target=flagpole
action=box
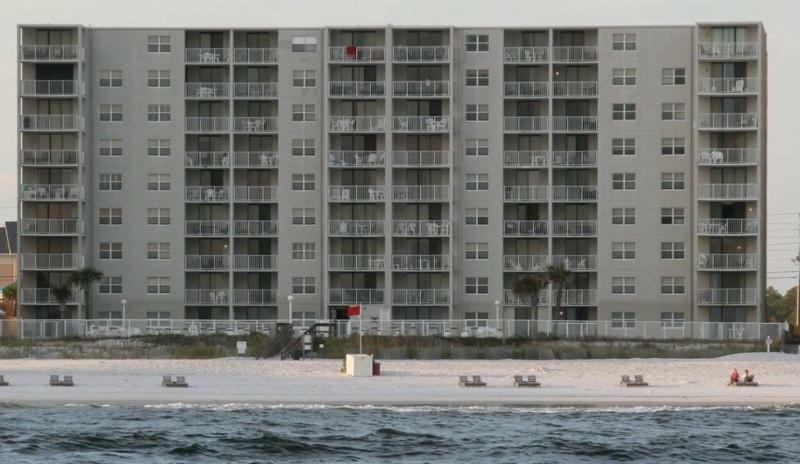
[359,308,363,354]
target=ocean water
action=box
[0,403,797,463]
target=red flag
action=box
[347,304,361,317]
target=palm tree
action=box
[68,267,103,319]
[512,274,549,319]
[51,285,73,319]
[2,283,17,318]
[548,264,573,321]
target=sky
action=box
[3,0,798,290]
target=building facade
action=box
[17,23,767,327]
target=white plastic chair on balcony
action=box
[200,51,219,63]
[221,153,230,167]
[733,79,745,93]
[204,188,216,201]
[368,152,378,165]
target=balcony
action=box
[185,255,229,271]
[20,114,80,131]
[503,150,549,168]
[561,289,597,306]
[329,185,385,202]
[552,116,597,132]
[233,186,278,203]
[392,80,449,97]
[20,253,84,271]
[503,116,548,133]
[552,81,598,98]
[328,150,386,168]
[392,116,449,133]
[697,42,759,60]
[233,255,277,271]
[552,254,597,271]
[697,183,758,201]
[551,220,597,237]
[185,220,230,237]
[185,48,229,64]
[21,184,82,202]
[185,151,229,168]
[551,46,598,62]
[233,151,278,168]
[392,150,450,167]
[329,46,385,63]
[552,150,597,167]
[20,219,83,236]
[696,288,758,306]
[503,220,548,237]
[504,288,549,306]
[697,148,758,166]
[329,116,385,133]
[392,289,450,305]
[504,81,549,98]
[552,185,598,202]
[698,113,758,130]
[185,186,230,202]
[233,289,277,305]
[20,44,79,61]
[503,255,549,272]
[21,288,80,305]
[233,48,278,64]
[393,185,450,202]
[697,218,758,236]
[392,220,450,237]
[698,253,757,271]
[329,288,384,304]
[21,80,78,97]
[329,220,385,237]
[392,254,450,271]
[329,254,386,271]
[232,220,278,237]
[698,77,759,95]
[185,117,229,133]
[185,82,229,99]
[21,149,81,166]
[503,47,548,63]
[233,83,278,99]
[329,81,385,98]
[233,116,278,133]
[503,186,548,202]
[185,289,229,305]
[392,46,449,63]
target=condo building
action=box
[16,23,767,328]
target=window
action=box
[661,207,685,225]
[99,242,122,260]
[146,173,170,191]
[147,104,171,122]
[465,312,489,327]
[611,311,636,328]
[465,243,489,260]
[99,70,122,87]
[147,70,171,88]
[99,104,123,122]
[661,242,685,260]
[98,276,122,294]
[292,139,315,157]
[147,311,170,319]
[661,277,686,295]
[99,138,123,157]
[147,277,171,294]
[465,208,489,225]
[611,277,636,295]
[465,277,489,294]
[612,103,636,120]
[292,242,316,260]
[466,69,489,86]
[99,208,122,225]
[147,242,170,260]
[292,36,317,52]
[612,173,636,191]
[146,207,171,225]
[98,311,122,319]
[466,173,489,191]
[147,139,171,157]
[292,70,316,87]
[465,138,489,157]
[292,208,315,225]
[99,173,122,191]
[661,173,686,190]
[661,103,686,121]
[466,104,489,122]
[292,104,315,122]
[661,312,686,328]
[612,33,637,51]
[147,35,170,53]
[612,68,637,86]
[466,34,489,52]
[611,242,636,260]
[611,138,636,156]
[612,207,635,225]
[291,276,316,294]
[661,138,686,156]
[291,173,315,191]
[661,67,686,85]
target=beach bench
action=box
[0,375,8,386]
[620,375,648,387]
[50,375,74,387]
[458,375,487,387]
[735,380,759,387]
[162,375,189,388]
[513,375,541,388]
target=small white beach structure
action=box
[345,354,373,377]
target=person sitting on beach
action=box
[728,368,740,385]
[743,369,755,383]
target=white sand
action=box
[1,353,798,407]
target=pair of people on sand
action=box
[728,368,755,385]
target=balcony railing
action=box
[503,150,549,168]
[329,220,385,236]
[233,186,277,203]
[21,253,84,270]
[552,81,598,97]
[329,254,386,271]
[233,151,278,168]
[329,81,385,98]
[185,117,229,133]
[329,185,385,202]
[233,255,277,271]
[392,220,450,237]
[233,289,277,305]
[21,80,78,96]
[392,80,450,97]
[503,47,548,63]
[232,220,278,237]
[20,149,80,166]
[21,288,79,305]
[552,116,598,132]
[504,288,549,306]
[185,48,229,64]
[329,288,384,304]
[20,44,79,61]
[698,113,759,129]
[392,150,450,167]
[503,220,548,237]
[20,184,82,201]
[329,116,385,132]
[20,219,82,236]
[233,48,278,64]
[185,82,229,99]
[560,289,597,306]
[552,150,597,167]
[552,185,598,201]
[697,218,758,235]
[504,81,549,97]
[697,183,758,200]
[392,289,450,305]
[503,116,549,132]
[552,46,598,62]
[503,255,549,272]
[697,148,758,165]
[393,185,450,202]
[185,289,229,305]
[698,77,759,94]
[233,116,278,133]
[393,116,449,132]
[185,255,229,271]
[233,82,278,99]
[328,150,386,167]
[552,254,597,271]
[185,186,230,202]
[329,46,386,63]
[698,42,759,59]
[185,220,229,237]
[696,288,758,305]
[392,45,449,62]
[551,220,597,237]
[20,114,80,131]
[392,254,450,271]
[503,186,548,202]
[185,151,229,168]
[698,253,757,271]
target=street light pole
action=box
[120,298,127,335]
[287,294,294,327]
[494,299,501,336]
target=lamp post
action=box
[287,294,294,327]
[494,299,501,336]
[120,298,127,335]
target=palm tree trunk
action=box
[83,287,90,319]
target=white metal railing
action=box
[552,116,598,132]
[233,290,277,305]
[552,150,597,167]
[329,220,385,236]
[185,151,229,168]
[233,255,277,271]
[504,81,549,97]
[329,288,384,304]
[20,253,83,270]
[504,186,549,202]
[503,220,548,237]
[185,289,229,305]
[185,48,229,63]
[233,116,277,133]
[329,81,385,97]
[233,48,278,64]
[20,288,79,305]
[393,45,449,62]
[552,45,598,62]
[233,151,278,168]
[185,82,229,98]
[392,220,450,237]
[393,116,449,132]
[20,184,82,201]
[560,289,598,306]
[21,79,78,96]
[698,253,757,271]
[393,185,450,202]
[392,254,450,271]
[392,80,450,97]
[503,255,549,272]
[185,186,230,202]
[697,183,758,200]
[698,113,759,129]
[329,46,386,62]
[392,150,450,167]
[329,185,385,202]
[328,150,386,167]
[699,77,759,94]
[233,220,278,236]
[392,289,450,305]
[233,186,277,202]
[233,82,278,99]
[20,114,80,131]
[185,220,229,237]
[552,255,598,271]
[503,150,549,167]
[329,254,386,271]
[504,288,549,306]
[551,220,597,236]
[504,116,549,132]
[697,148,758,165]
[20,149,80,166]
[329,116,385,132]
[697,218,758,235]
[185,255,229,271]
[698,42,759,59]
[20,44,79,61]
[503,46,549,63]
[696,288,758,305]
[20,219,82,236]
[552,185,598,201]
[185,117,229,132]
[552,81,598,97]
